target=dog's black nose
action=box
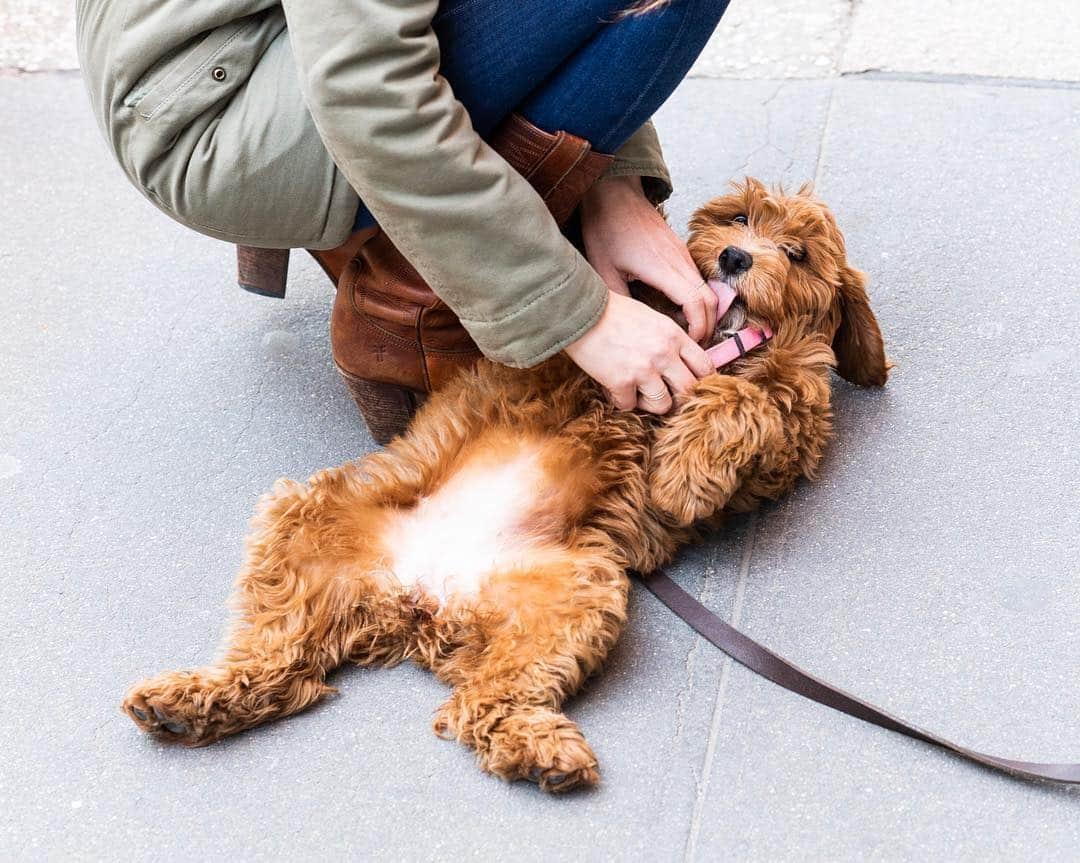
[719,246,753,276]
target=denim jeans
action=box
[354,0,730,230]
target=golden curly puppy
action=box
[123,180,887,793]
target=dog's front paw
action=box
[649,462,716,525]
[649,374,781,525]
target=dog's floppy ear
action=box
[833,266,888,386]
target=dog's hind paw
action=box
[122,671,216,746]
[474,705,599,794]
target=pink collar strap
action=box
[706,324,774,369]
[704,278,773,370]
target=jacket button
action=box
[211,66,227,82]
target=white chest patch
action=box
[383,449,543,603]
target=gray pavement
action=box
[3,28,1080,863]
[17,0,1080,82]
[841,0,1080,82]
[0,0,76,73]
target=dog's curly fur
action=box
[123,180,887,793]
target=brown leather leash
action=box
[636,568,1080,784]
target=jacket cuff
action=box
[460,253,609,368]
[603,120,673,206]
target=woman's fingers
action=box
[679,281,709,343]
[698,278,719,341]
[564,291,717,417]
[641,259,720,344]
[660,358,697,398]
[580,173,719,342]
[636,377,673,415]
[608,380,639,411]
[679,337,716,379]
[635,329,710,415]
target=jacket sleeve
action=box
[604,121,674,207]
[280,0,612,368]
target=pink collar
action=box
[704,279,773,370]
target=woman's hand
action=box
[564,291,714,415]
[564,175,715,414]
[580,174,718,342]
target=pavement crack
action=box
[837,0,864,68]
[185,372,272,526]
[838,68,1080,91]
[231,376,268,452]
[734,81,787,179]
[670,563,714,747]
[94,289,199,444]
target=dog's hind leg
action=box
[122,467,408,745]
[431,547,628,793]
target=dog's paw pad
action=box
[526,766,580,791]
[524,762,598,794]
[161,719,189,735]
[535,762,598,794]
[122,677,202,743]
[148,706,187,735]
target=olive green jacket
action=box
[76,0,673,366]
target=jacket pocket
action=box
[123,9,284,140]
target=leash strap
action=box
[636,569,1080,784]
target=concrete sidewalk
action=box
[3,3,1080,861]
[8,0,1080,81]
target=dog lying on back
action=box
[122,180,887,793]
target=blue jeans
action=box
[354,0,730,230]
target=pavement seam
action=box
[839,68,1080,91]
[682,509,759,863]
[684,71,1080,91]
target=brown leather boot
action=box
[487,114,616,228]
[239,115,615,444]
[330,229,483,443]
[330,115,614,444]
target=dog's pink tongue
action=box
[707,278,738,319]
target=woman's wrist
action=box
[578,168,717,345]
[582,173,646,215]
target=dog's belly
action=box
[382,445,547,604]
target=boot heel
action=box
[338,370,419,445]
[237,246,290,298]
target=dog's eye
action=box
[785,246,805,262]
[732,215,748,225]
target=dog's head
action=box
[686,179,888,386]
